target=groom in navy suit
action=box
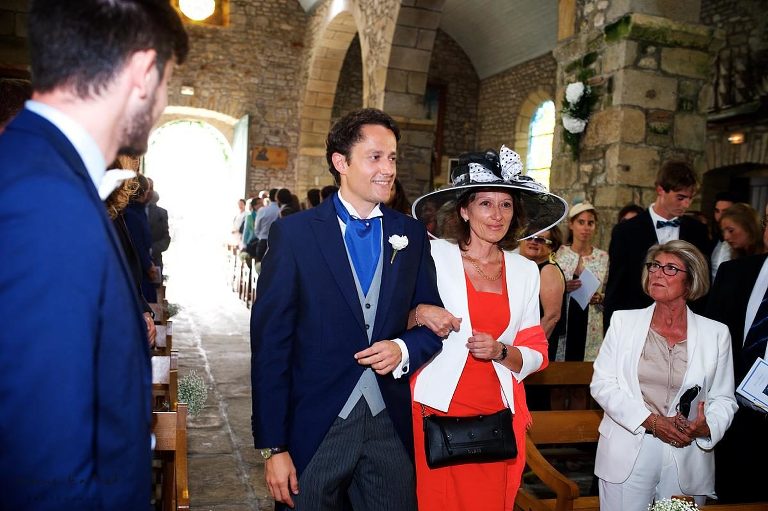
[0,2,187,509]
[251,108,443,510]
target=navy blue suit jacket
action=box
[0,109,152,510]
[250,197,443,475]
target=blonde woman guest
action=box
[590,240,737,510]
[556,202,609,361]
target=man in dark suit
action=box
[603,161,710,329]
[0,2,187,509]
[251,108,444,510]
[705,208,768,503]
[146,179,171,273]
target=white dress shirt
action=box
[335,191,410,378]
[745,257,768,355]
[648,203,681,244]
[25,100,106,191]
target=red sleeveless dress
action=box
[411,265,531,511]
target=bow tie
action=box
[656,219,680,229]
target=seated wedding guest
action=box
[320,184,338,201]
[409,145,568,511]
[590,240,737,510]
[719,202,764,259]
[306,188,321,208]
[556,202,609,361]
[518,226,566,342]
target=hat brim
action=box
[412,182,568,241]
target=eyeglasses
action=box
[529,236,553,246]
[645,262,687,276]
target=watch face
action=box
[260,448,272,460]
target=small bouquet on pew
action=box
[178,370,208,417]
[648,498,699,510]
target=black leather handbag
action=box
[422,406,517,469]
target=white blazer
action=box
[413,239,545,412]
[590,305,738,495]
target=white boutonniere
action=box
[388,235,408,264]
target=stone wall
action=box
[331,36,364,127]
[427,29,479,160]
[169,0,309,197]
[0,1,27,73]
[476,53,557,152]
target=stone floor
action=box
[165,256,272,511]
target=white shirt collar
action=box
[337,191,382,220]
[25,100,106,191]
[649,202,680,243]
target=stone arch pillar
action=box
[514,89,554,167]
[551,1,724,248]
[296,7,360,195]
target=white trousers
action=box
[598,435,706,511]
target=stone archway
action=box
[295,7,361,195]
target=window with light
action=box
[526,100,555,189]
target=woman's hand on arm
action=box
[408,304,462,338]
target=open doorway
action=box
[143,120,237,304]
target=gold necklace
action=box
[462,252,503,281]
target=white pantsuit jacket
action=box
[590,305,738,495]
[413,239,546,413]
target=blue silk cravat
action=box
[333,194,381,296]
[656,218,680,228]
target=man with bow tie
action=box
[603,161,711,329]
[250,108,444,510]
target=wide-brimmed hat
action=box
[412,145,567,240]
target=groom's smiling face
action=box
[334,123,397,216]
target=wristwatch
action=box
[494,343,508,362]
[259,446,288,460]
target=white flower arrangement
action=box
[178,370,208,417]
[565,82,586,104]
[648,498,699,511]
[388,235,408,264]
[561,80,597,159]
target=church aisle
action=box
[165,260,272,511]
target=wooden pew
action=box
[152,350,179,411]
[153,403,190,511]
[516,362,601,511]
[515,362,768,511]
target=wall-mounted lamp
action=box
[727,132,745,145]
[180,85,195,96]
[179,0,215,21]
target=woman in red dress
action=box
[409,146,567,510]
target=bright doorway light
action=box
[144,120,237,303]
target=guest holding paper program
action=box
[409,146,567,511]
[590,240,737,510]
[556,202,609,361]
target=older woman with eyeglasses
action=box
[590,240,737,510]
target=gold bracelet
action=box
[651,414,658,437]
[415,306,424,327]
